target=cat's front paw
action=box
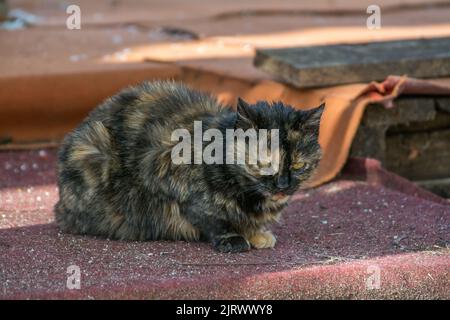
[213,234,251,253]
[248,230,276,249]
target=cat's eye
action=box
[292,161,306,170]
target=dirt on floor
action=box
[0,149,448,299]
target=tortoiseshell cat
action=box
[55,81,324,252]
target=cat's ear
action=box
[293,102,325,135]
[235,97,256,129]
[303,102,325,127]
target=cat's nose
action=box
[276,175,289,190]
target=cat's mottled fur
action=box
[55,81,324,252]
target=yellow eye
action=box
[292,161,306,170]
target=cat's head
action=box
[233,97,324,201]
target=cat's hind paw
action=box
[248,230,276,249]
[213,234,251,253]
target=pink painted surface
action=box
[0,149,449,299]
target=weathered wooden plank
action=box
[350,125,387,162]
[350,97,450,185]
[350,97,437,162]
[436,97,450,113]
[388,110,450,134]
[254,37,450,88]
[361,97,436,127]
[385,129,450,180]
[416,178,450,199]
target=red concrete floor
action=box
[0,148,449,299]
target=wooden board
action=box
[350,96,450,186]
[385,129,450,181]
[254,37,450,88]
[416,178,450,199]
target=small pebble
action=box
[38,150,47,157]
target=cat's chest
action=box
[236,192,288,215]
